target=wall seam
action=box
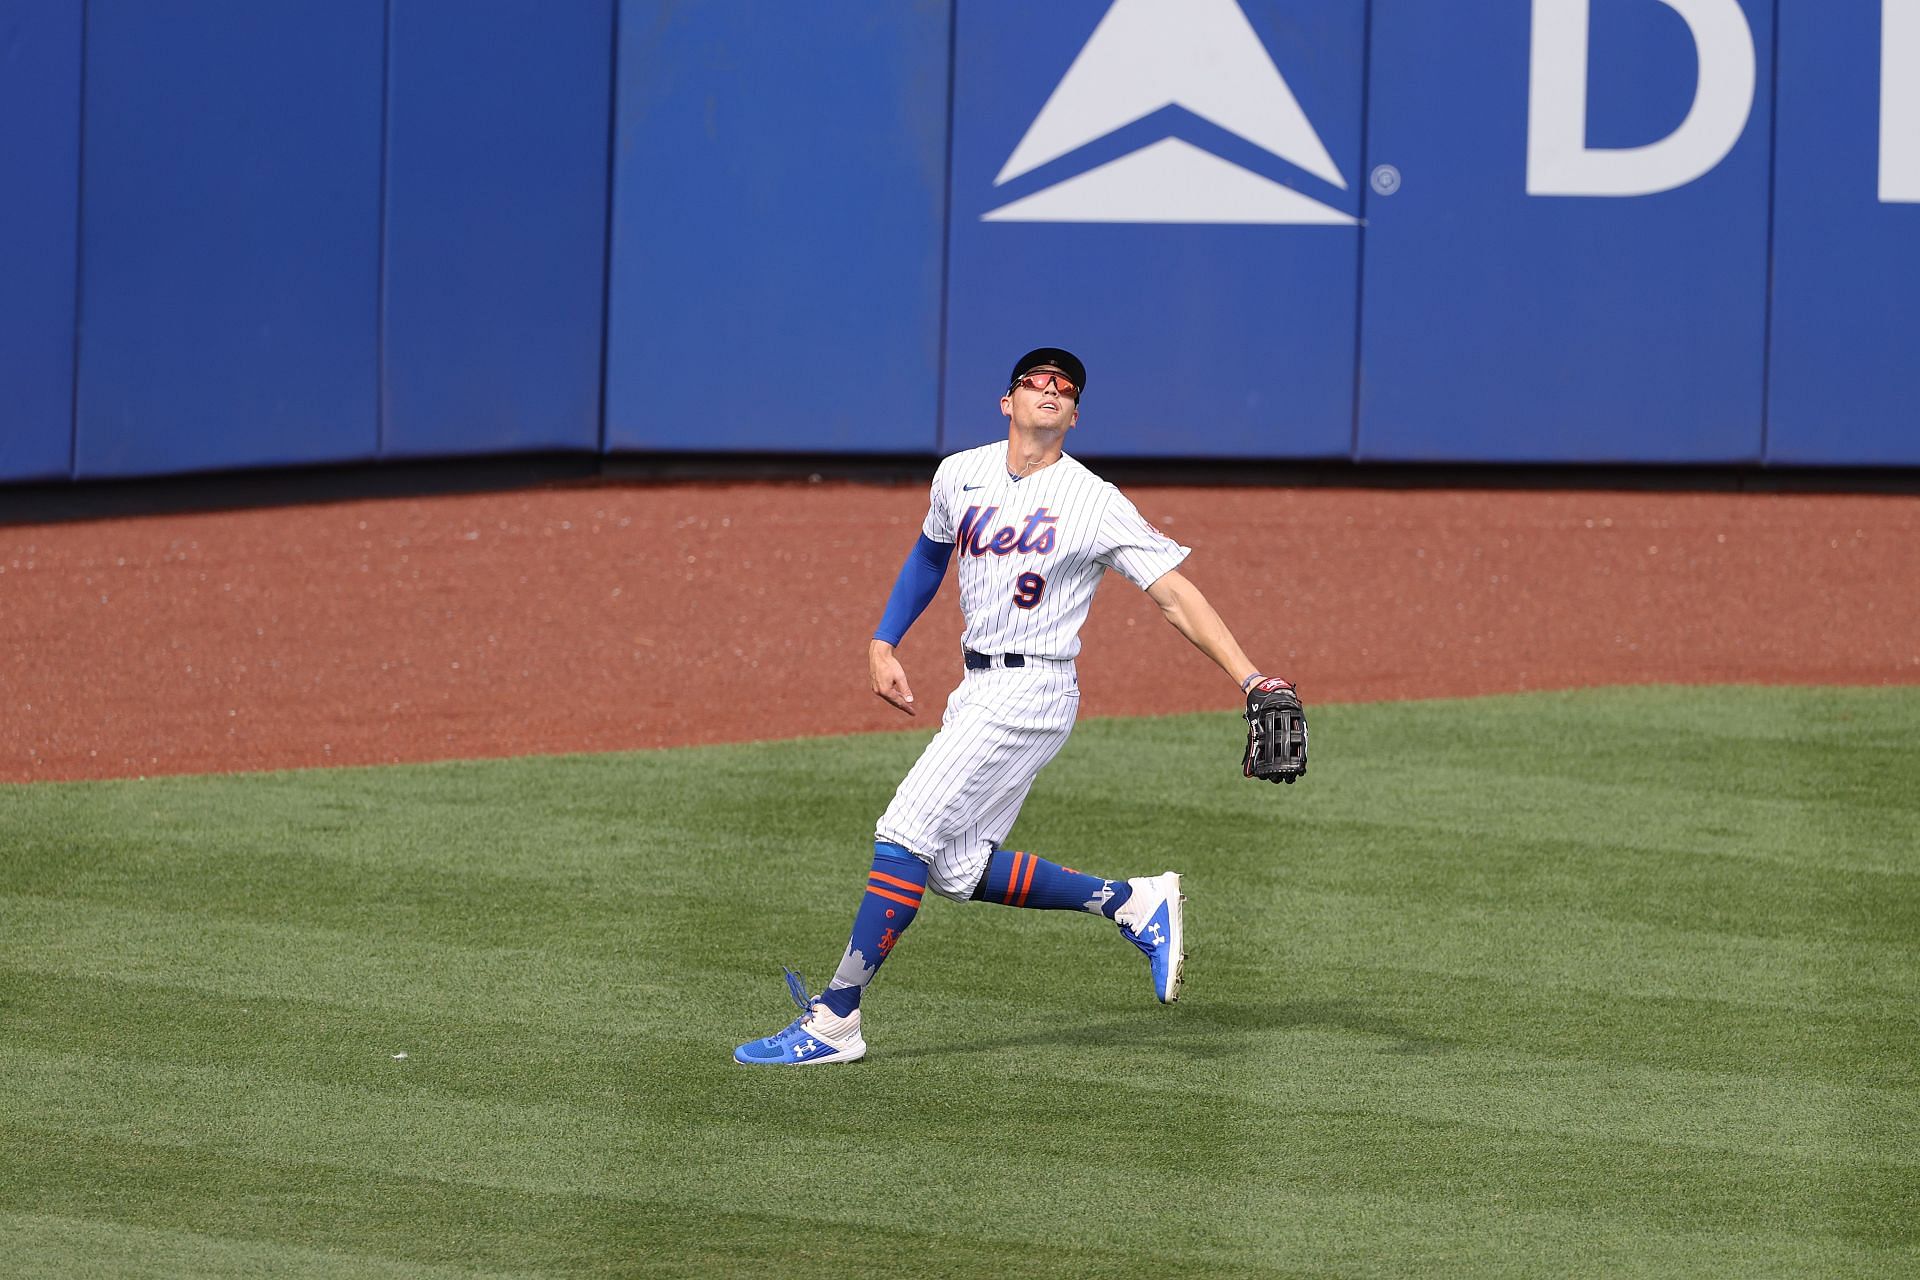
[1347,0,1376,461]
[1758,0,1783,465]
[595,0,622,457]
[68,0,91,479]
[934,0,959,457]
[375,0,393,457]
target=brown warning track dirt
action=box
[4,479,1917,783]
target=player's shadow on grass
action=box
[886,998,1453,1061]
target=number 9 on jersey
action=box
[1013,571,1047,610]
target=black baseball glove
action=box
[1243,677,1308,785]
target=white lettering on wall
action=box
[1528,0,1757,197]
[1885,0,1920,202]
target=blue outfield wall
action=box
[2,1,1918,485]
[1357,0,1773,463]
[1767,0,1920,465]
[74,0,386,480]
[0,0,82,483]
[2,0,617,487]
[381,0,613,460]
[601,1,951,455]
[941,0,1364,460]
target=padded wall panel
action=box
[381,0,613,459]
[603,1,948,454]
[943,0,1365,459]
[74,0,383,479]
[1357,0,1773,462]
[0,0,81,482]
[1766,0,1920,465]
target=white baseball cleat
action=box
[732,969,868,1066]
[1115,871,1185,1003]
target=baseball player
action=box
[734,347,1285,1065]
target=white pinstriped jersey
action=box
[922,443,1190,660]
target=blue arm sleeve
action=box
[873,533,954,645]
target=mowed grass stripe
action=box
[1222,887,1915,1014]
[2,1090,1908,1267]
[1,1120,1907,1279]
[18,781,1916,950]
[3,955,1910,1157]
[1042,692,1919,879]
[2,895,675,1028]
[9,988,1916,1175]
[0,1211,528,1280]
[9,852,1912,1017]
[10,955,1908,1136]
[2,686,1917,1276]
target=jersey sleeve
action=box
[921,456,958,543]
[1095,486,1191,590]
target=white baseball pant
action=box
[875,658,1079,901]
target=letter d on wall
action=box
[1528,0,1756,196]
[1887,0,1920,202]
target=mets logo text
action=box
[957,506,1060,557]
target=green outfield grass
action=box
[3,686,1917,1278]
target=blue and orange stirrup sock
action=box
[974,849,1133,918]
[819,842,926,1016]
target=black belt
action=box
[964,649,1026,670]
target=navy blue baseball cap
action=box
[1009,347,1086,395]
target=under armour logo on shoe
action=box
[796,1038,820,1056]
[1146,922,1165,946]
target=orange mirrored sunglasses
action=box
[1011,371,1079,398]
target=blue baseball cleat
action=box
[1116,872,1186,1003]
[732,968,868,1066]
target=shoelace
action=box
[774,967,826,1049]
[782,966,811,1012]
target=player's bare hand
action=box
[869,640,916,716]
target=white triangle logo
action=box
[985,0,1352,225]
[984,138,1356,224]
